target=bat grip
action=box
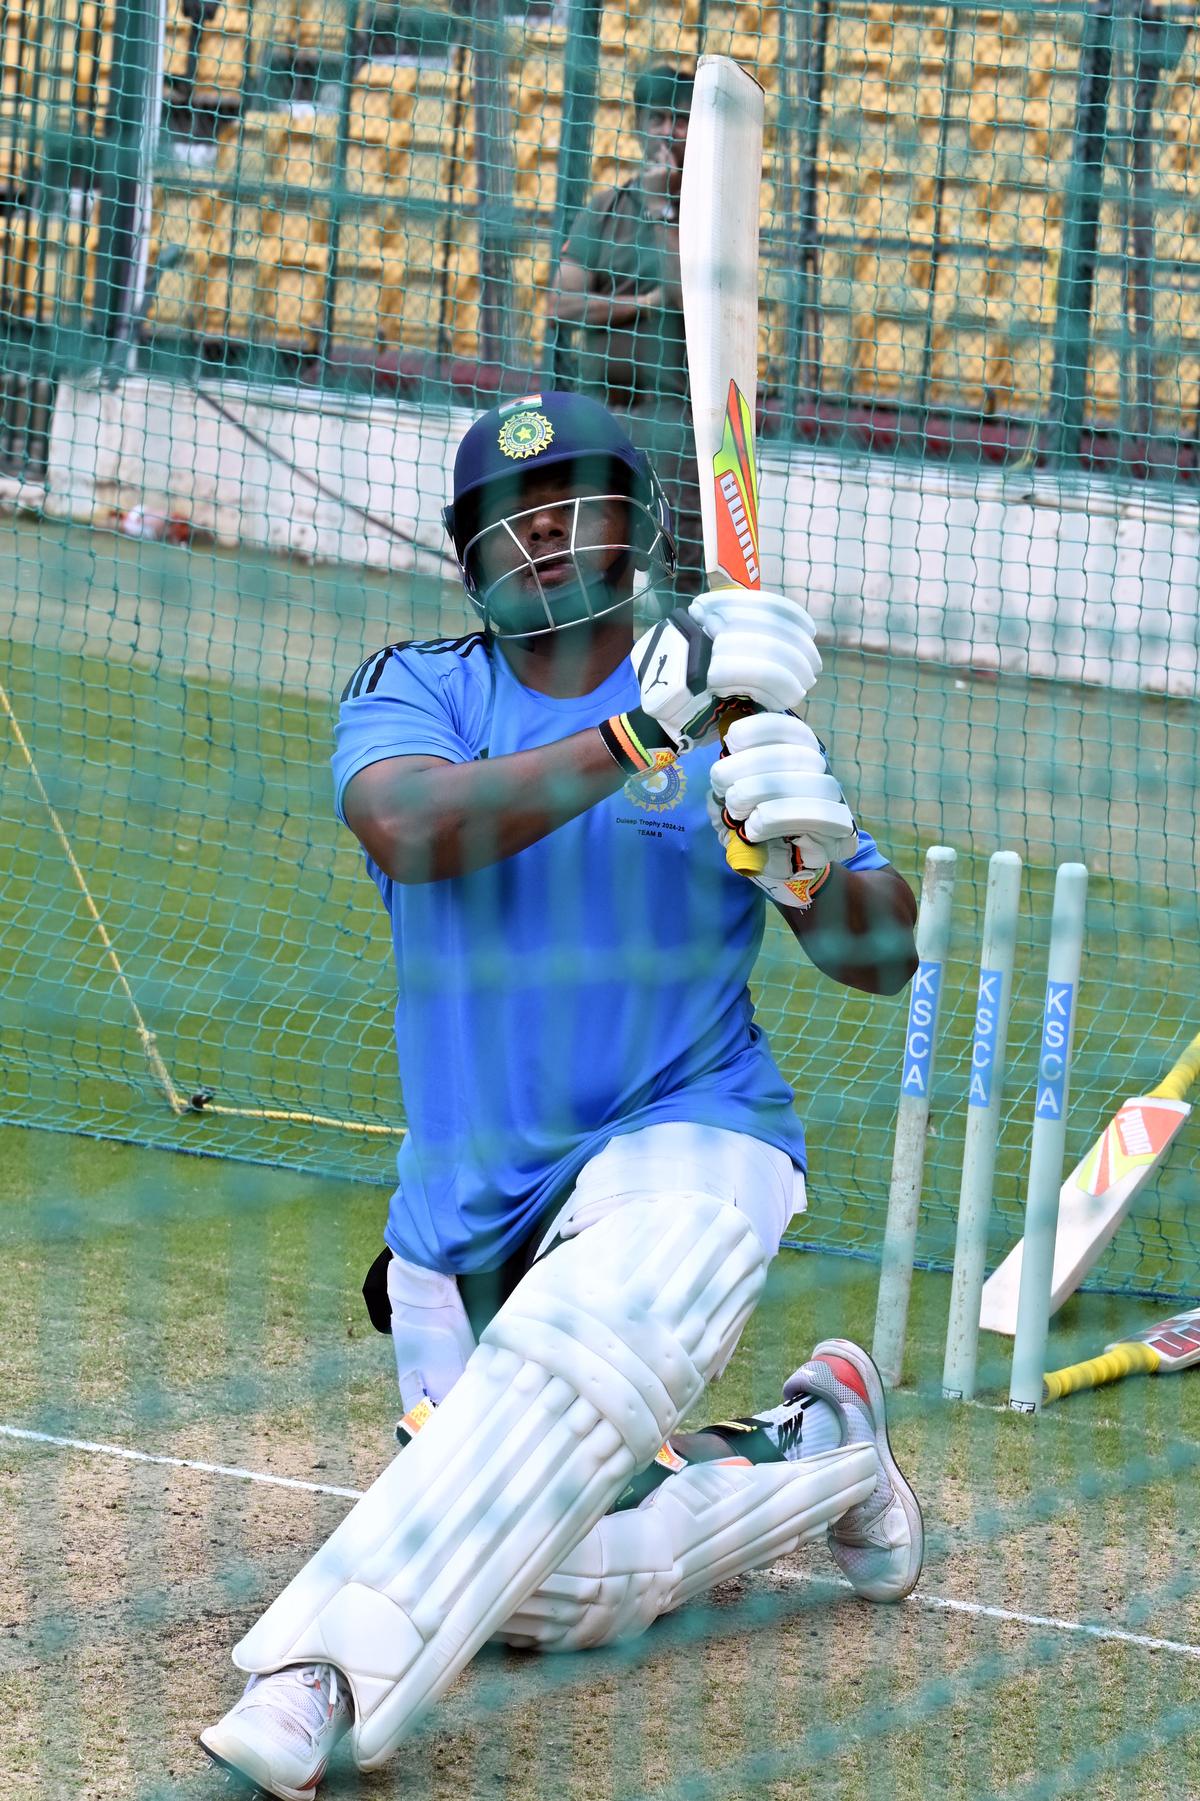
[1042,1340,1160,1403]
[1151,1029,1200,1101]
[717,702,768,876]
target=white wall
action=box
[44,375,1200,699]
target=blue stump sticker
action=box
[901,959,943,1096]
[968,967,1003,1109]
[1035,979,1076,1119]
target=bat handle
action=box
[1042,1340,1160,1403]
[717,702,768,876]
[1151,1029,1200,1101]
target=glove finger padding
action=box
[690,588,819,646]
[743,801,860,866]
[716,713,824,757]
[719,775,849,827]
[692,592,823,710]
[709,742,830,802]
[710,711,861,865]
[705,637,821,710]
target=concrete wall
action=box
[43,374,1200,700]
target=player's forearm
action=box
[361,733,628,883]
[780,864,918,996]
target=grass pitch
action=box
[2,1122,1199,1800]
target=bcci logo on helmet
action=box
[498,411,555,461]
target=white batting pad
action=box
[233,1193,767,1769]
[499,1443,877,1652]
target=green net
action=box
[1,0,1196,1292]
[2,3,1200,1791]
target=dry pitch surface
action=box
[3,1125,1199,1801]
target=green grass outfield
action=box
[1,517,1197,1296]
[2,1121,1199,1800]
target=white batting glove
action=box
[691,588,822,711]
[707,791,832,909]
[629,589,822,751]
[710,711,860,873]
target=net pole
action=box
[314,0,364,383]
[873,845,957,1390]
[1009,862,1089,1414]
[470,0,517,376]
[544,0,601,383]
[93,0,165,377]
[942,850,1022,1402]
[1047,0,1115,466]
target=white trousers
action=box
[388,1123,805,1411]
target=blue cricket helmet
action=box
[443,390,674,572]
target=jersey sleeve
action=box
[333,645,474,825]
[842,824,887,872]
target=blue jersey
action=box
[333,633,888,1275]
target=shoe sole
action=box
[199,1730,325,1801]
[811,1336,925,1602]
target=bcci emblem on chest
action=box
[624,759,687,815]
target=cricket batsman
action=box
[201,391,923,1796]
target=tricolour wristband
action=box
[598,707,676,776]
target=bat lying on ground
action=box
[1043,1304,1200,1402]
[678,53,768,876]
[979,1031,1200,1336]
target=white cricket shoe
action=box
[784,1338,924,1603]
[200,1663,351,1799]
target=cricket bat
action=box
[979,1030,1200,1336]
[1043,1305,1200,1403]
[678,55,768,876]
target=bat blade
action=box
[980,1091,1193,1338]
[1122,1305,1200,1370]
[679,55,765,592]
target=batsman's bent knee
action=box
[231,1194,768,1770]
[499,1445,876,1652]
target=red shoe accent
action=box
[816,1353,870,1406]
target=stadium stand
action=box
[2,0,1200,453]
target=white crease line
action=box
[7,1421,1200,1663]
[770,1570,1200,1661]
[0,1423,362,1499]
[903,1390,1200,1455]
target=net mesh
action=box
[1,0,1195,1296]
[3,2,1200,1795]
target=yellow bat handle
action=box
[1042,1340,1161,1403]
[1151,1029,1200,1102]
[717,704,768,876]
[726,836,768,876]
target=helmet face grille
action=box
[460,491,675,639]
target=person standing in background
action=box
[550,64,706,596]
